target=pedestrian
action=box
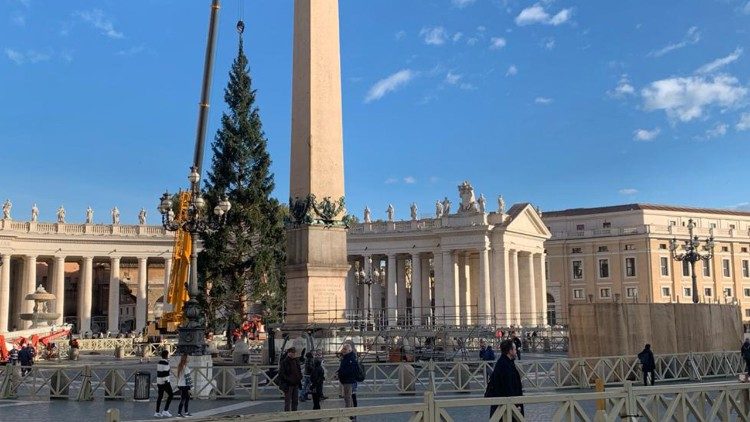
[511,332,522,360]
[310,355,325,410]
[741,338,750,379]
[279,347,302,412]
[175,353,192,417]
[485,339,524,419]
[479,339,496,383]
[18,342,34,376]
[337,343,359,417]
[8,347,18,366]
[638,344,656,386]
[300,351,313,402]
[154,350,174,418]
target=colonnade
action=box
[346,248,548,328]
[0,253,171,334]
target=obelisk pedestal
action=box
[285,0,348,325]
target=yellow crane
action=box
[160,191,192,330]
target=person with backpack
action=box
[154,350,174,418]
[175,353,192,417]
[485,339,523,419]
[337,343,360,415]
[279,347,302,412]
[741,338,750,378]
[310,355,325,410]
[638,344,656,386]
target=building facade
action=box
[345,183,551,328]
[0,216,174,334]
[543,204,750,325]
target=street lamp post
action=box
[670,218,714,304]
[353,257,384,329]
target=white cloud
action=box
[737,112,750,131]
[445,72,462,85]
[452,0,476,8]
[452,32,463,43]
[608,74,635,98]
[506,65,518,76]
[695,47,743,75]
[403,176,416,184]
[394,30,406,41]
[542,37,556,50]
[384,178,398,185]
[74,9,123,39]
[633,127,661,141]
[466,37,479,46]
[704,122,728,139]
[648,26,700,58]
[641,75,747,122]
[477,25,486,32]
[365,69,414,103]
[419,26,448,45]
[619,188,639,195]
[535,97,553,105]
[515,3,572,26]
[489,37,507,50]
[4,48,50,65]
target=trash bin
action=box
[133,371,151,402]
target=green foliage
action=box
[198,38,286,331]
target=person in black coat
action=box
[310,357,325,410]
[638,344,656,386]
[511,332,522,360]
[485,339,524,419]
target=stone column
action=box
[396,257,407,323]
[479,248,491,325]
[534,253,547,326]
[53,256,65,325]
[411,253,422,325]
[0,254,11,332]
[136,257,148,332]
[441,250,457,325]
[458,252,471,325]
[510,250,521,325]
[492,248,511,326]
[108,257,121,333]
[525,252,538,326]
[79,257,93,334]
[387,254,397,325]
[432,251,443,320]
[22,255,37,328]
[421,257,432,323]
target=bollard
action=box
[593,377,606,422]
[105,408,121,422]
[250,366,259,401]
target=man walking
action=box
[741,338,750,379]
[485,339,524,419]
[18,342,35,376]
[279,347,302,411]
[638,344,656,386]
[337,343,358,414]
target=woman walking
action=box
[176,353,192,417]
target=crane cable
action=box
[236,0,245,36]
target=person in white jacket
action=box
[176,353,192,417]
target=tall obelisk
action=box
[286,0,348,324]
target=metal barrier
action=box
[53,338,177,358]
[104,381,750,421]
[6,351,748,402]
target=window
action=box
[576,224,585,231]
[625,257,636,277]
[724,287,733,297]
[662,287,671,297]
[705,288,713,297]
[742,247,748,253]
[600,288,611,299]
[745,309,750,318]
[626,287,638,298]
[573,289,584,299]
[710,223,717,229]
[721,246,729,252]
[598,246,609,252]
[669,220,677,226]
[572,260,583,279]
[603,222,611,229]
[743,260,749,278]
[744,288,750,297]
[571,247,582,254]
[730,224,736,230]
[659,243,668,250]
[624,244,634,251]
[660,257,670,276]
[682,260,691,277]
[599,259,610,278]
[723,259,731,277]
[703,260,711,277]
[684,287,692,297]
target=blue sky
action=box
[2,0,750,224]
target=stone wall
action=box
[568,303,743,357]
